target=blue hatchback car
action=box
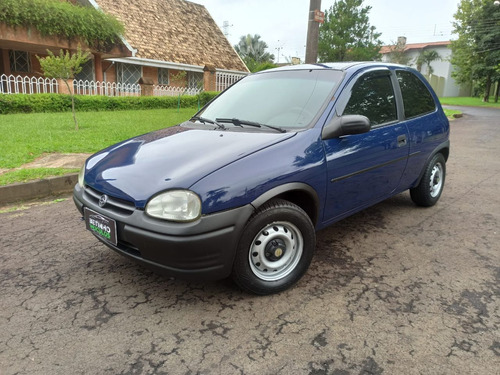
[74,62,450,295]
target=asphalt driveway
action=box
[1,106,499,374]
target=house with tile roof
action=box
[0,0,132,94]
[76,0,249,92]
[1,0,248,95]
[380,37,470,97]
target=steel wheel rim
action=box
[248,221,303,281]
[429,162,444,198]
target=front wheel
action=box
[231,199,316,295]
[410,153,446,207]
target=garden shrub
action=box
[0,92,219,114]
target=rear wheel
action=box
[232,199,316,295]
[410,153,446,207]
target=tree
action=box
[234,34,275,72]
[244,60,278,73]
[318,0,382,62]
[451,0,500,102]
[37,47,90,130]
[416,50,441,75]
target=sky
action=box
[190,0,462,63]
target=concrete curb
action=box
[0,174,78,205]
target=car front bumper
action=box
[73,184,254,280]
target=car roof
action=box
[259,61,407,73]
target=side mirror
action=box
[321,114,371,140]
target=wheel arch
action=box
[413,140,449,187]
[250,183,320,226]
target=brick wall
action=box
[103,62,116,83]
[30,53,44,77]
[142,66,157,83]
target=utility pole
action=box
[305,0,323,64]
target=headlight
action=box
[78,164,85,188]
[146,190,201,222]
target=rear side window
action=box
[396,70,436,119]
[342,72,397,126]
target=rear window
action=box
[396,70,436,119]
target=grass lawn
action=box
[0,168,80,186]
[440,97,500,108]
[443,108,462,118]
[0,108,196,169]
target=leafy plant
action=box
[416,50,441,75]
[0,0,124,51]
[318,0,382,62]
[234,34,275,70]
[37,47,91,130]
[451,0,500,102]
[243,59,278,73]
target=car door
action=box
[322,69,409,223]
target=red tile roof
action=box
[380,41,451,54]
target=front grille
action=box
[84,185,136,216]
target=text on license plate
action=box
[84,207,117,246]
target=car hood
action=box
[84,125,295,207]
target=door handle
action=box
[397,135,407,147]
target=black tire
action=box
[410,153,446,207]
[231,199,316,295]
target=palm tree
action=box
[234,34,275,63]
[416,50,441,75]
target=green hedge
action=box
[0,92,219,114]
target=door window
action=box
[342,72,397,126]
[396,70,436,118]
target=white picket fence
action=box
[216,71,247,92]
[0,74,59,94]
[73,79,141,96]
[153,85,202,96]
[1,72,249,96]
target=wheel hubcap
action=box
[429,162,443,198]
[249,222,303,281]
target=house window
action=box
[188,71,203,89]
[116,63,142,85]
[75,59,95,82]
[9,50,31,73]
[158,68,169,85]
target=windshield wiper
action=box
[191,116,226,130]
[216,118,286,133]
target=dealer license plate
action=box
[84,207,117,246]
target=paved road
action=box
[1,107,499,375]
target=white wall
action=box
[382,45,464,97]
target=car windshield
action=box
[198,69,342,130]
